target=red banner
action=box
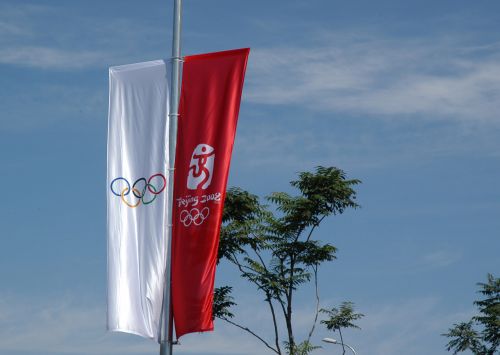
[171,48,250,338]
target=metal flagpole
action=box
[160,0,183,354]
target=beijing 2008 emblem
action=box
[178,143,218,228]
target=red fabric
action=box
[171,48,250,338]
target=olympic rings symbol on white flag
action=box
[110,173,166,208]
[180,207,210,227]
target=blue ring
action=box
[110,177,130,197]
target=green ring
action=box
[142,183,158,205]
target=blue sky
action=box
[0,0,499,354]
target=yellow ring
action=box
[121,187,141,208]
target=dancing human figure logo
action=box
[187,144,215,190]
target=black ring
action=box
[132,178,147,198]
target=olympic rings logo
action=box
[110,173,166,208]
[180,207,210,227]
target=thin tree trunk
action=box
[339,327,346,355]
[306,265,320,344]
[285,292,294,354]
[266,295,282,355]
[251,247,283,355]
[287,257,295,354]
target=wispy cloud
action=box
[0,3,53,40]
[0,19,31,37]
[0,46,108,69]
[229,33,500,171]
[0,83,107,132]
[0,3,167,70]
[0,296,267,355]
[247,34,500,123]
[0,294,477,355]
[421,250,462,268]
[353,297,469,355]
[0,298,153,355]
[231,115,500,173]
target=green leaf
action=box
[213,286,237,320]
[320,302,364,331]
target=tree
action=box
[320,302,364,355]
[443,274,499,355]
[213,166,361,355]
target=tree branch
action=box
[251,247,282,354]
[307,264,320,344]
[265,294,282,355]
[252,245,268,273]
[219,316,279,354]
[278,258,289,319]
[252,245,287,311]
[229,253,262,287]
[230,252,282,354]
[305,215,326,243]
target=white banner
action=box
[107,60,169,339]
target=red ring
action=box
[148,173,166,195]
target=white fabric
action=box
[107,60,169,340]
